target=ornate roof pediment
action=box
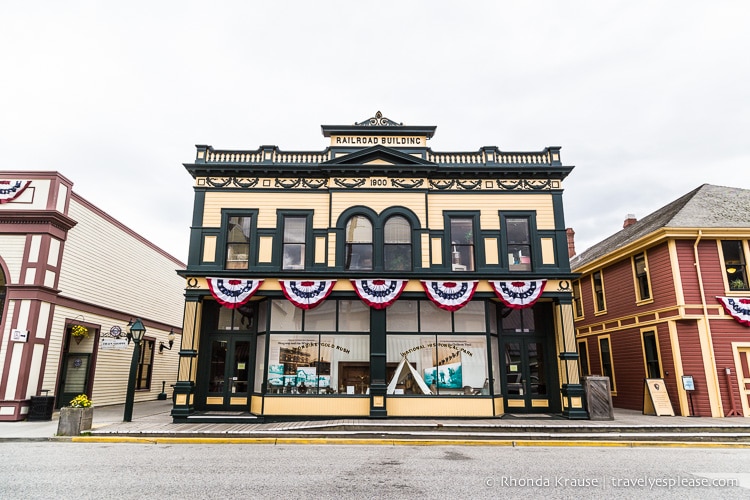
[321,145,436,168]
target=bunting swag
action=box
[491,280,547,309]
[281,280,336,309]
[421,280,478,312]
[206,278,263,309]
[351,279,407,309]
[0,180,30,204]
[717,296,750,327]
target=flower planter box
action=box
[57,407,94,436]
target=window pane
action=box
[386,335,435,394]
[283,244,305,270]
[436,335,488,393]
[578,341,589,377]
[385,216,411,243]
[387,300,419,331]
[284,217,306,243]
[346,216,372,243]
[338,300,370,331]
[254,334,266,392]
[304,300,336,331]
[384,244,411,271]
[346,243,373,270]
[453,301,485,332]
[228,216,252,242]
[722,240,748,290]
[419,301,452,332]
[507,218,530,244]
[450,218,474,271]
[450,218,474,244]
[270,300,303,331]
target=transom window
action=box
[449,217,475,271]
[721,240,749,291]
[282,216,307,270]
[225,216,252,270]
[345,216,373,270]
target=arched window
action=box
[345,216,373,270]
[384,216,412,271]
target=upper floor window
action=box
[592,271,606,312]
[345,216,373,270]
[633,252,651,301]
[384,216,412,271]
[572,280,583,318]
[226,216,252,270]
[449,217,475,271]
[721,240,749,291]
[282,216,307,270]
[507,217,532,271]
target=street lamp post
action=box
[124,318,146,422]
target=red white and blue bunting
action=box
[490,280,547,309]
[717,296,750,327]
[0,180,31,204]
[280,280,336,309]
[421,280,478,312]
[351,279,408,309]
[206,278,263,309]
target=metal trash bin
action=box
[27,390,55,421]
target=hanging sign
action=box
[280,280,336,309]
[716,296,750,326]
[351,279,407,309]
[490,280,547,309]
[643,378,675,416]
[206,278,263,309]
[421,280,478,311]
[0,180,31,204]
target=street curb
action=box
[67,436,750,448]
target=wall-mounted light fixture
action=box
[159,329,176,354]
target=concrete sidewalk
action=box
[3,399,750,444]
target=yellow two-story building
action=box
[171,112,586,421]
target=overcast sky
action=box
[2,2,748,264]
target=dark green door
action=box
[200,335,252,410]
[502,337,550,413]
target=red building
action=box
[571,184,750,417]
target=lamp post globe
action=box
[123,318,146,422]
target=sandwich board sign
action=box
[643,378,675,416]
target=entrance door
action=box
[199,335,252,410]
[502,337,550,412]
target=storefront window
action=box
[254,334,266,392]
[270,300,302,331]
[386,300,418,332]
[386,334,489,395]
[419,301,452,332]
[304,301,336,331]
[337,300,370,332]
[217,302,254,331]
[454,301,485,332]
[266,334,369,394]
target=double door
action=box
[199,334,253,410]
[502,336,553,412]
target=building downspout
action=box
[693,231,723,417]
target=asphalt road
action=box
[2,443,750,499]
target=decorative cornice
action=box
[0,210,77,232]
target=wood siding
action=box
[0,235,27,283]
[426,193,555,230]
[57,199,185,327]
[203,191,329,228]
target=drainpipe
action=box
[693,231,723,417]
